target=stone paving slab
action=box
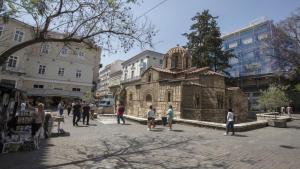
[0,113,300,169]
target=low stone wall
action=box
[121,115,268,132]
[256,112,292,122]
[96,107,114,114]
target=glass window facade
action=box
[223,21,277,77]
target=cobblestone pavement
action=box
[1,114,300,169]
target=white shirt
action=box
[227,111,234,122]
[21,103,26,111]
[147,110,155,118]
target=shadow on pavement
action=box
[171,129,184,132]
[280,145,298,149]
[51,132,71,138]
[232,134,248,137]
[37,135,215,169]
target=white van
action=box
[98,98,114,107]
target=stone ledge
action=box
[174,119,268,132]
[119,114,269,132]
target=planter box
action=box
[267,119,287,128]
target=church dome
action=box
[163,45,192,71]
[167,45,189,56]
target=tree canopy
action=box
[0,0,155,65]
[183,10,234,73]
[258,84,290,112]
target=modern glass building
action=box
[222,19,277,77]
[222,19,280,115]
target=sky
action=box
[101,0,300,68]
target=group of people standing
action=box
[57,101,96,126]
[146,105,174,131]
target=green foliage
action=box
[183,10,235,73]
[82,91,94,103]
[294,83,300,92]
[258,84,290,112]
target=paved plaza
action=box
[1,114,300,169]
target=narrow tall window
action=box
[76,69,82,78]
[165,57,168,68]
[148,73,151,82]
[167,91,172,102]
[61,47,68,55]
[0,25,3,37]
[58,68,64,76]
[76,48,85,59]
[41,44,49,54]
[185,57,189,69]
[7,56,18,68]
[131,70,134,78]
[14,30,24,42]
[38,65,46,75]
[146,94,152,102]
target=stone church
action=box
[120,46,248,123]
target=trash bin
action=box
[161,117,167,126]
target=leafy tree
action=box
[0,0,155,65]
[183,10,234,73]
[258,84,290,112]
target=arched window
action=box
[172,55,179,68]
[146,94,152,102]
[148,73,151,82]
[167,91,172,102]
[129,93,133,101]
[186,57,189,69]
[165,57,168,68]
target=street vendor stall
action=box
[0,84,53,153]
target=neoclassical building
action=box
[121,46,248,123]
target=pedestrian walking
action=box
[67,104,72,116]
[89,102,96,120]
[116,102,125,124]
[287,105,293,117]
[58,101,64,116]
[225,109,235,136]
[280,106,285,116]
[166,105,174,130]
[20,101,26,115]
[73,101,81,126]
[32,103,45,149]
[147,105,156,131]
[82,102,90,125]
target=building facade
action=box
[222,19,276,77]
[118,46,248,123]
[222,19,280,115]
[121,50,164,84]
[0,18,101,107]
[97,60,123,97]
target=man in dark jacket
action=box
[82,102,90,125]
[73,101,81,126]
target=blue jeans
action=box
[226,121,235,135]
[117,115,125,124]
[59,109,64,116]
